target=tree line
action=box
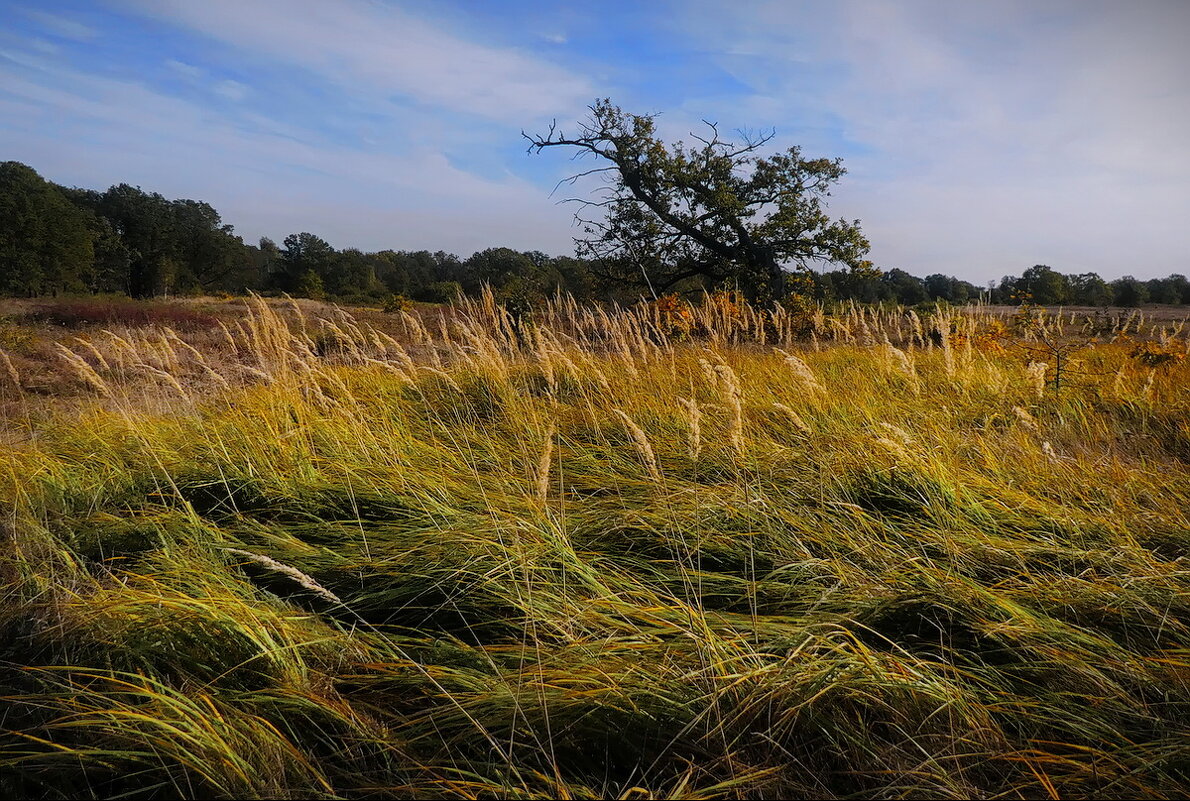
[798,264,1190,307]
[2,160,1187,307]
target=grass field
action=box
[2,293,1189,799]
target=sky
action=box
[1,1,1188,283]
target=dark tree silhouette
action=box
[526,99,873,301]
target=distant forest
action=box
[3,160,1189,307]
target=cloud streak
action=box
[20,9,98,41]
[114,0,594,123]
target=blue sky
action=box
[1,0,1188,282]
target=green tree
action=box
[1166,274,1190,304]
[551,254,599,299]
[405,251,442,296]
[830,267,889,304]
[526,99,872,301]
[421,280,463,303]
[993,275,1019,304]
[923,273,973,303]
[0,162,94,296]
[278,232,335,292]
[253,237,281,291]
[98,184,177,297]
[327,248,384,298]
[880,268,926,305]
[372,250,410,295]
[1069,272,1112,306]
[1145,276,1188,305]
[463,247,538,291]
[1018,264,1071,305]
[1110,275,1148,307]
[170,199,251,293]
[293,269,325,300]
[85,216,132,294]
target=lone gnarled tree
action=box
[526,99,874,301]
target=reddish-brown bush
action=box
[28,299,219,330]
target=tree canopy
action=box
[1,159,1188,309]
[526,99,873,300]
[0,161,94,296]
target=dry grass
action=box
[1,291,1189,799]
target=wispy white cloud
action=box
[213,79,248,102]
[164,60,250,104]
[114,0,593,123]
[27,38,60,55]
[165,58,204,79]
[21,9,98,41]
[0,46,54,71]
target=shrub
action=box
[382,294,413,314]
[1131,340,1187,368]
[293,271,325,301]
[652,293,693,338]
[779,292,819,339]
[416,281,463,304]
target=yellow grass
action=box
[1,291,1188,799]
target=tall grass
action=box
[1,292,1189,798]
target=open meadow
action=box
[1,294,1189,799]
